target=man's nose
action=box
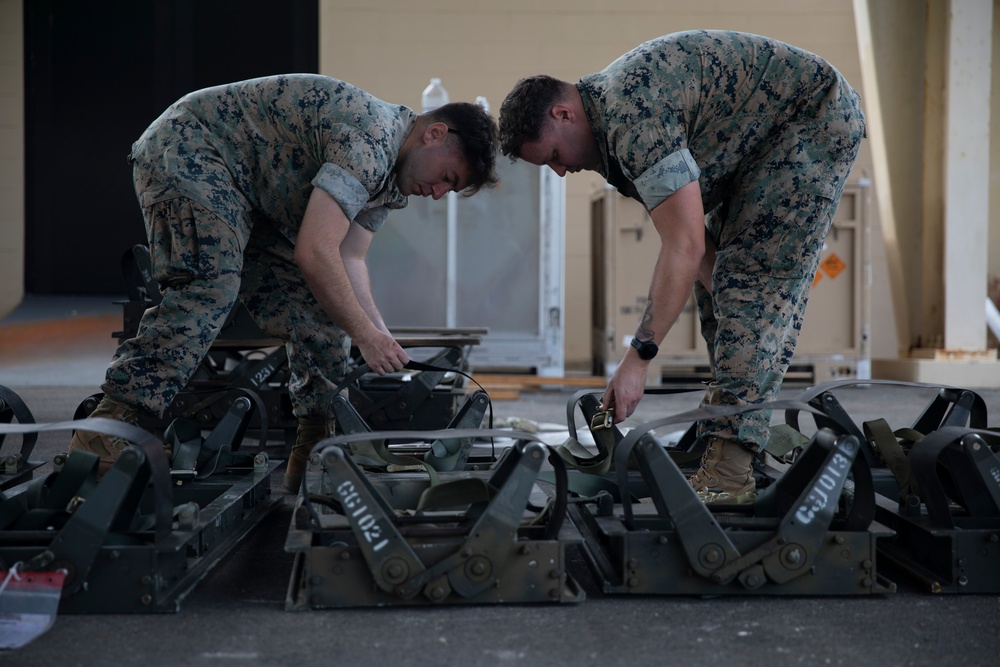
[431,183,449,199]
[547,162,567,177]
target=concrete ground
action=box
[2,296,999,667]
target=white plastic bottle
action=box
[421,77,449,113]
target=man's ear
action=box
[550,103,573,122]
[424,121,449,145]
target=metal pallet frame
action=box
[871,426,1000,593]
[0,405,281,613]
[284,428,585,608]
[563,397,896,596]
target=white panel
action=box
[368,160,565,375]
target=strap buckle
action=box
[590,409,614,431]
[66,495,86,514]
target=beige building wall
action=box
[1,3,994,371]
[0,0,24,320]
[318,0,877,370]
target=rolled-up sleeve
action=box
[632,149,701,210]
[311,162,370,222]
[354,206,389,233]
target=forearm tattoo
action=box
[634,297,654,341]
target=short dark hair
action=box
[424,102,499,194]
[498,75,567,158]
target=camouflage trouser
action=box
[104,171,351,419]
[693,111,866,451]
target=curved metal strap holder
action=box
[318,446,426,598]
[0,418,172,592]
[556,392,621,475]
[424,390,491,471]
[0,384,38,465]
[564,388,602,443]
[631,431,741,582]
[788,378,990,436]
[329,395,389,469]
[760,431,861,584]
[908,426,1000,528]
[0,418,171,538]
[447,440,548,598]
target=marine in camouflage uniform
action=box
[499,31,866,499]
[70,74,498,488]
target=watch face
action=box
[631,338,658,360]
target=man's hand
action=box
[355,329,409,375]
[602,355,648,423]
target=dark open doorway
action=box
[23,0,319,294]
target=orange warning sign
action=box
[813,271,823,287]
[819,252,846,280]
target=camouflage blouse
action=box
[577,30,863,211]
[129,74,415,238]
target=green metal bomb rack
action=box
[0,398,281,613]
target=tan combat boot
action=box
[687,437,756,503]
[68,395,142,476]
[282,416,335,493]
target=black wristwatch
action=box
[630,337,659,361]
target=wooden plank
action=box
[473,387,522,401]
[394,334,483,347]
[390,326,489,336]
[470,374,606,388]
